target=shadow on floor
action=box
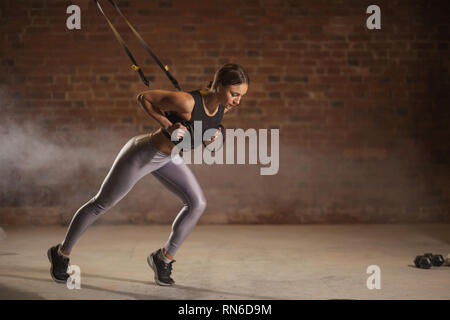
[0,273,163,300]
[0,266,279,300]
[0,282,43,300]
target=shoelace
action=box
[56,255,70,275]
[61,258,69,272]
[162,260,175,273]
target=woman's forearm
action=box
[137,95,172,130]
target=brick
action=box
[0,0,448,225]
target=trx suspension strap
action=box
[94,0,225,151]
[93,0,191,144]
[93,0,182,91]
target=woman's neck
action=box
[201,90,220,115]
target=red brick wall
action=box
[0,0,449,225]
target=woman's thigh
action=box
[94,135,172,209]
[151,156,206,206]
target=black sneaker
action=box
[147,248,176,286]
[47,244,70,283]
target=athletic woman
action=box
[47,63,249,286]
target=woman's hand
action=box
[166,123,188,140]
[210,129,222,142]
[203,127,224,149]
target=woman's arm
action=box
[136,90,193,130]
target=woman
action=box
[47,63,249,286]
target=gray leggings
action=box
[61,133,206,256]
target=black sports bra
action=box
[162,90,225,150]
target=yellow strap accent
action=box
[165,65,169,71]
[132,64,139,71]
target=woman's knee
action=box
[90,195,113,215]
[192,195,207,216]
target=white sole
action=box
[147,254,174,286]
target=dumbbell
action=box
[425,253,445,266]
[414,255,431,269]
[414,253,444,269]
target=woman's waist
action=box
[148,128,176,156]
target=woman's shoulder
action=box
[183,90,203,109]
[165,90,195,114]
[186,89,202,99]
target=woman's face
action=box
[218,83,248,112]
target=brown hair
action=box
[207,63,250,92]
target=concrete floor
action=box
[0,224,449,300]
